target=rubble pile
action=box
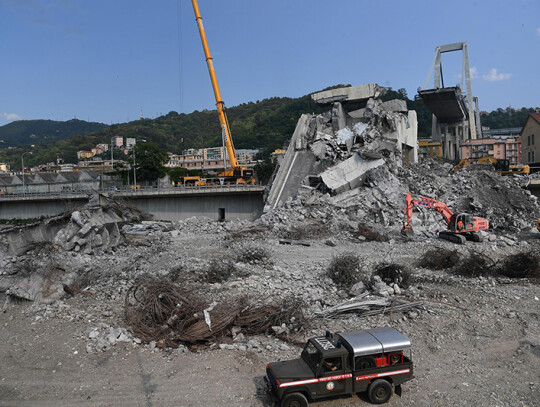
[266,84,417,211]
[259,158,539,242]
[263,84,538,240]
[0,202,146,301]
[54,205,145,254]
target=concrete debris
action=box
[311,84,386,105]
[320,154,385,195]
[0,201,146,301]
[265,83,418,210]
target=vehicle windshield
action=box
[301,341,321,372]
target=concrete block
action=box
[353,122,368,137]
[77,223,92,237]
[380,99,408,113]
[336,128,355,145]
[71,211,85,227]
[332,102,347,132]
[311,84,385,105]
[348,108,366,119]
[320,154,385,195]
[309,140,327,159]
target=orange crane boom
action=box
[191,0,239,170]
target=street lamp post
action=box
[133,139,146,189]
[21,151,33,195]
[111,137,114,170]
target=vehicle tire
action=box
[281,392,308,407]
[368,379,392,404]
[356,356,376,369]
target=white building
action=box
[126,138,136,149]
[112,136,124,148]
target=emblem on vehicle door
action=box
[326,381,335,390]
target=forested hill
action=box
[0,88,535,168]
[86,95,327,155]
[0,119,108,147]
[0,94,329,166]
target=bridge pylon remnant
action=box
[417,42,482,160]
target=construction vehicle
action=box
[265,327,413,406]
[188,0,255,185]
[401,192,489,244]
[537,218,540,233]
[452,157,530,175]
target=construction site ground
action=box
[1,227,539,407]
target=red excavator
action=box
[401,192,489,244]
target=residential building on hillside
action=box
[418,141,442,159]
[96,143,109,152]
[76,159,114,172]
[481,127,522,139]
[521,113,540,166]
[236,149,259,164]
[77,150,94,159]
[165,146,258,171]
[460,137,522,164]
[112,136,124,147]
[203,147,224,160]
[126,138,136,149]
[0,163,10,172]
[91,147,104,155]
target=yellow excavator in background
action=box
[186,0,255,186]
[452,157,530,175]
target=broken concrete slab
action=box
[320,154,385,195]
[311,84,386,105]
[380,99,408,113]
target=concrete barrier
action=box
[0,186,265,221]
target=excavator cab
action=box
[450,213,474,232]
[492,159,510,172]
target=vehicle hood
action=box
[269,358,315,380]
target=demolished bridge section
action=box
[265,84,418,211]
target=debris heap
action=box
[266,84,418,210]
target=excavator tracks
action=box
[438,231,466,244]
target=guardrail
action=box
[0,184,264,200]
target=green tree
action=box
[254,157,278,185]
[132,142,168,182]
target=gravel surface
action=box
[1,225,539,407]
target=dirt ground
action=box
[1,228,539,407]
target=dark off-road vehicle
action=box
[265,327,413,406]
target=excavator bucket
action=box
[401,222,414,236]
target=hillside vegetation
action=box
[0,119,108,148]
[0,87,535,168]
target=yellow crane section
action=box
[191,0,239,171]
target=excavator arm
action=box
[402,192,454,233]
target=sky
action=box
[0,0,539,127]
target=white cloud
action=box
[482,68,512,82]
[457,66,478,81]
[1,112,21,121]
